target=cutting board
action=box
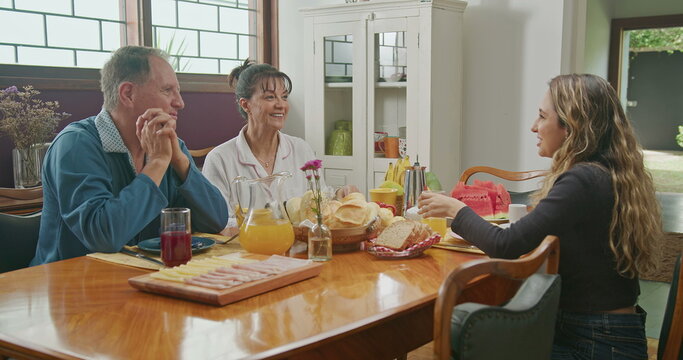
[128,259,324,306]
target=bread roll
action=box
[335,202,366,226]
[285,196,302,224]
[342,192,366,203]
[378,208,394,228]
[364,202,380,225]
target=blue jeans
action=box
[551,306,648,360]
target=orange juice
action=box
[234,205,248,228]
[239,208,294,255]
[421,217,447,237]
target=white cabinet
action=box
[302,0,466,194]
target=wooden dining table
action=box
[0,246,486,359]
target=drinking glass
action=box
[160,207,192,267]
[418,190,447,237]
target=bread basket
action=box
[294,218,380,253]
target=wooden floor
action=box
[406,338,660,359]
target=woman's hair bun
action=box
[228,58,254,89]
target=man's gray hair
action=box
[100,46,170,111]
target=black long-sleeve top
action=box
[452,163,639,312]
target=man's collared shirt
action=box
[94,109,136,172]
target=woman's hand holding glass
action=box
[417,192,466,219]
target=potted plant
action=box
[0,86,70,188]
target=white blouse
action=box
[202,126,322,212]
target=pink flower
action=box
[300,159,322,171]
[300,159,325,223]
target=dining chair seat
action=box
[0,211,41,273]
[433,235,560,360]
[450,273,561,360]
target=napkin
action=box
[88,234,245,270]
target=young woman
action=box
[419,74,662,359]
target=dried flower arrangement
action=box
[0,85,70,187]
[0,86,70,150]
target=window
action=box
[0,0,278,92]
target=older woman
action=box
[419,74,662,359]
[203,60,355,219]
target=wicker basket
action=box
[294,219,380,253]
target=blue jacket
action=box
[31,116,228,265]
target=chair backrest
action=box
[0,186,43,201]
[0,212,41,273]
[450,273,561,360]
[459,166,548,184]
[433,235,560,360]
[457,166,548,205]
[188,146,215,159]
[659,255,682,360]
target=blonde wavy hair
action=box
[531,74,662,278]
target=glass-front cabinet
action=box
[302,0,466,195]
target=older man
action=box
[31,46,228,265]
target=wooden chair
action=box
[0,187,43,214]
[0,187,43,201]
[459,166,548,184]
[188,146,215,158]
[659,255,682,360]
[458,166,548,205]
[434,235,560,360]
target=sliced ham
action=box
[181,257,313,291]
[185,278,233,289]
[233,263,283,275]
[215,266,270,280]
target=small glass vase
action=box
[12,144,48,188]
[308,219,332,262]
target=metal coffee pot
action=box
[403,158,428,211]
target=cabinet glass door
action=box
[309,21,366,191]
[367,16,415,188]
[324,34,354,157]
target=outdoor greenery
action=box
[644,150,683,193]
[155,33,189,72]
[677,126,683,148]
[630,27,683,54]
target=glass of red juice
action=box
[160,208,192,267]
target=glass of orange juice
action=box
[421,217,447,237]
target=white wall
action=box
[459,0,567,191]
[583,0,612,77]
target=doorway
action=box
[608,14,683,194]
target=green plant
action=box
[676,125,683,148]
[155,32,190,72]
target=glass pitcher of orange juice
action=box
[233,172,295,255]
